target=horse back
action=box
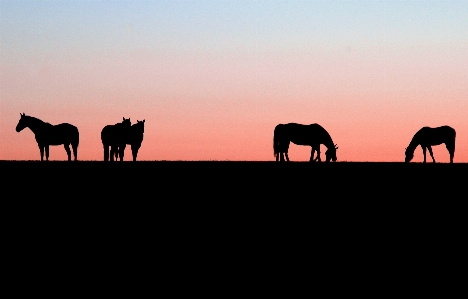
[289,123,330,145]
[129,132,144,145]
[440,125,456,135]
[101,125,114,143]
[308,123,329,136]
[439,126,456,141]
[101,123,130,145]
[418,126,455,145]
[274,123,328,145]
[45,123,79,145]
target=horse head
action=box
[325,144,338,162]
[122,117,131,127]
[135,119,145,133]
[16,113,27,132]
[404,147,413,163]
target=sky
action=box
[1,0,467,162]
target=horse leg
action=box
[112,146,119,160]
[131,144,139,162]
[45,145,50,161]
[445,142,455,163]
[64,143,72,161]
[110,146,115,161]
[422,146,427,163]
[427,146,436,163]
[104,145,109,161]
[315,146,321,162]
[72,144,78,161]
[119,144,126,161]
[39,145,44,161]
[310,147,316,162]
[285,152,290,162]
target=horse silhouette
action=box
[273,123,338,162]
[15,113,79,161]
[101,117,131,162]
[114,119,145,162]
[405,126,456,163]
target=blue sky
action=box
[3,0,467,59]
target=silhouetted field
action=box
[4,160,465,214]
[3,160,466,285]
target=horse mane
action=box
[406,129,423,155]
[317,124,335,151]
[129,121,144,146]
[24,115,54,128]
[406,126,433,155]
[132,120,145,133]
[25,114,44,123]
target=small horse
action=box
[114,119,145,162]
[273,123,338,162]
[101,117,131,162]
[15,113,79,161]
[405,126,456,163]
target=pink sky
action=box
[2,51,467,162]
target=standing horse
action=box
[115,119,145,162]
[15,113,79,161]
[405,126,456,163]
[273,123,338,162]
[101,117,131,162]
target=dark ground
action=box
[2,161,467,291]
[3,160,466,224]
[3,159,466,195]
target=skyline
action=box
[1,0,467,162]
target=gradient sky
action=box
[1,0,467,162]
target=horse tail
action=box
[72,125,79,161]
[101,125,110,145]
[451,127,456,153]
[75,128,80,147]
[69,125,79,148]
[273,124,281,157]
[273,136,277,157]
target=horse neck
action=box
[133,124,144,134]
[407,136,420,153]
[322,132,335,150]
[24,117,47,135]
[115,122,130,132]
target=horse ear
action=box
[143,119,145,123]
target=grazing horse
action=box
[273,123,338,162]
[114,119,145,162]
[101,117,131,162]
[405,126,456,163]
[15,113,79,161]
